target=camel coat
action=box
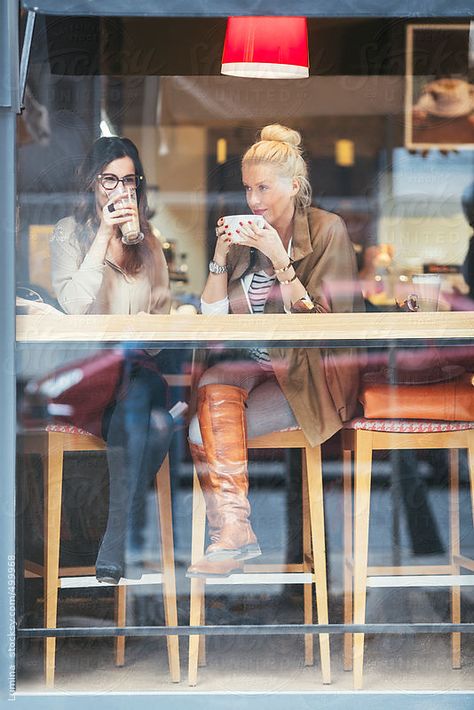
[223,207,364,447]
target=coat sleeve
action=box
[297,215,361,315]
[50,218,106,315]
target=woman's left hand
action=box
[235,220,288,268]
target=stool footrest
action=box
[367,574,474,588]
[60,573,163,589]
[367,564,452,576]
[453,555,474,572]
[206,572,313,585]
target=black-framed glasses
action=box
[96,173,143,191]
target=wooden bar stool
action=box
[188,428,330,686]
[342,417,474,689]
[21,423,180,686]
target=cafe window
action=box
[13,9,474,704]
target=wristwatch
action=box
[208,260,228,274]
[291,295,315,312]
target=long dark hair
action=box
[74,136,159,277]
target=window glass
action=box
[15,14,474,699]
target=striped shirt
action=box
[247,270,275,370]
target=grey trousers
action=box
[188,361,298,445]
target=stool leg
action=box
[468,431,474,528]
[198,595,207,667]
[305,445,330,684]
[343,446,353,672]
[449,449,461,669]
[114,586,126,667]
[188,468,207,686]
[155,455,180,683]
[302,452,314,667]
[466,431,474,664]
[44,433,63,688]
[352,430,373,690]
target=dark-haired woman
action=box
[51,136,173,584]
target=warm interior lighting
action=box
[221,17,309,79]
[216,138,227,164]
[335,139,355,167]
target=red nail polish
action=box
[239,221,243,226]
[224,224,228,229]
[227,232,232,236]
[236,229,240,233]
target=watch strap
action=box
[291,294,316,313]
[209,260,228,274]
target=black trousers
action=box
[95,353,174,574]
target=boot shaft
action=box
[189,440,221,543]
[197,384,248,482]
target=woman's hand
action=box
[99,193,136,239]
[213,217,232,265]
[235,220,288,269]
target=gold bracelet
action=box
[278,271,298,285]
[273,259,293,275]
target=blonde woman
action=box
[188,124,363,577]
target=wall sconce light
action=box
[335,139,355,167]
[221,17,309,79]
[216,138,227,164]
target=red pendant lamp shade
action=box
[221,17,309,79]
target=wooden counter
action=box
[16,312,474,348]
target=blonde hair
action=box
[242,124,312,211]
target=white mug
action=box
[222,214,265,244]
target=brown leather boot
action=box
[196,384,261,561]
[189,441,221,545]
[188,441,245,577]
[186,557,244,578]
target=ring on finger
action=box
[215,227,219,237]
[107,203,115,213]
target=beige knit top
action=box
[50,216,170,316]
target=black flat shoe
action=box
[96,565,123,585]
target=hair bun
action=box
[260,124,301,148]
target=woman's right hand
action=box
[99,193,136,237]
[213,217,232,264]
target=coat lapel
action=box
[291,210,314,263]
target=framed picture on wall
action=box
[405,23,474,150]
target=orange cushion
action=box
[360,373,474,421]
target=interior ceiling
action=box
[114,75,403,155]
[112,17,406,77]
[40,15,469,152]
[158,75,404,123]
[45,16,469,78]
